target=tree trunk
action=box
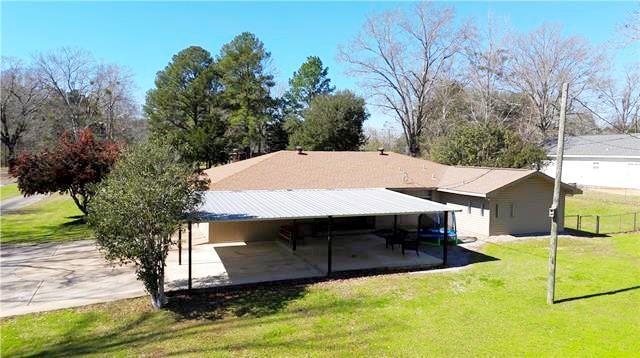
[150,267,167,309]
[69,190,89,215]
[4,143,16,169]
[408,140,420,157]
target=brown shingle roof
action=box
[437,166,535,195]
[204,150,580,196]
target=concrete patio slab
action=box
[165,239,323,290]
[164,231,443,290]
[292,234,443,272]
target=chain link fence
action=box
[565,212,639,234]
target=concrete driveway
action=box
[1,240,144,317]
[0,194,46,212]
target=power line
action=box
[572,97,640,140]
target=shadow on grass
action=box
[12,285,382,357]
[60,215,86,226]
[563,228,610,238]
[555,285,640,304]
[165,284,309,321]
[425,244,499,268]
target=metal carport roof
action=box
[194,188,458,222]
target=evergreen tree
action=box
[144,46,228,166]
[284,56,334,114]
[217,32,276,156]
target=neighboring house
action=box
[203,150,580,238]
[543,134,640,189]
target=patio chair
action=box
[375,229,395,250]
[375,229,406,251]
[401,232,420,256]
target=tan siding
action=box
[437,192,490,236]
[488,176,565,235]
[209,220,290,243]
[375,215,420,229]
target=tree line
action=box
[1,48,143,167]
[343,2,639,163]
[145,33,368,167]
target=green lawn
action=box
[2,233,638,356]
[565,189,640,234]
[566,189,640,216]
[0,195,91,245]
[0,183,20,201]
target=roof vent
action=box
[295,146,303,155]
[377,147,385,155]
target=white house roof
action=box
[194,188,458,222]
[547,134,640,158]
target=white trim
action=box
[436,188,486,197]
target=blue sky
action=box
[2,1,637,128]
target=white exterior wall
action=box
[543,157,640,189]
[436,192,491,237]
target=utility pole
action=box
[547,82,569,305]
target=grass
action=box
[1,233,638,356]
[565,189,640,216]
[565,189,640,234]
[0,195,91,245]
[0,183,20,201]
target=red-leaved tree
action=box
[11,128,120,215]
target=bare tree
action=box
[363,121,406,153]
[463,15,514,124]
[619,4,640,45]
[504,24,606,140]
[339,3,472,156]
[595,67,640,132]
[0,59,47,166]
[33,47,138,139]
[34,48,101,135]
[94,64,138,140]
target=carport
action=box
[178,188,458,290]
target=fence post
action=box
[596,216,600,235]
[620,215,622,233]
[577,215,581,231]
[634,212,637,232]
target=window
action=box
[481,202,485,216]
[468,201,472,214]
[510,203,516,218]
[592,161,600,170]
[495,204,499,218]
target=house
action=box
[543,134,640,189]
[202,149,580,239]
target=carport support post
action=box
[393,215,397,235]
[442,212,448,267]
[327,216,333,276]
[178,227,182,265]
[188,221,192,291]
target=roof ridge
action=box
[205,151,281,183]
[450,165,534,171]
